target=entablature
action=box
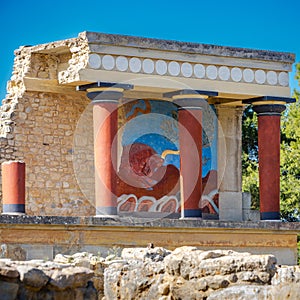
[16,31,295,104]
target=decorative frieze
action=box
[87,53,289,87]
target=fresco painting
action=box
[201,107,219,217]
[116,99,219,217]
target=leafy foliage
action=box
[280,91,300,221]
[242,106,258,161]
[242,107,259,210]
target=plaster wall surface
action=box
[217,105,244,193]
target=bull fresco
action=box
[116,99,219,217]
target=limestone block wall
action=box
[0,91,95,216]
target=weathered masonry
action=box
[0,32,299,264]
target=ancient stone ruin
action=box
[0,247,299,300]
[0,31,296,220]
[0,32,299,268]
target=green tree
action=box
[280,89,300,221]
[242,63,300,221]
[242,106,259,210]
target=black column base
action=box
[260,211,280,220]
[182,209,202,218]
[3,204,25,214]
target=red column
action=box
[2,161,25,214]
[174,97,207,218]
[253,104,286,220]
[87,88,123,216]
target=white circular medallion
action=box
[218,66,230,81]
[116,56,128,72]
[255,70,266,84]
[155,60,167,75]
[181,62,193,77]
[243,69,254,83]
[231,67,242,82]
[278,72,289,86]
[194,64,205,78]
[206,65,218,80]
[168,61,180,76]
[266,71,278,85]
[129,57,142,73]
[102,55,115,70]
[142,59,154,74]
[88,54,101,69]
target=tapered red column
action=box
[174,95,208,218]
[245,96,295,221]
[2,161,25,214]
[87,88,123,217]
[253,103,286,220]
[243,96,296,220]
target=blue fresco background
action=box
[121,100,216,177]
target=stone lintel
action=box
[23,78,79,95]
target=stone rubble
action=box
[0,247,299,300]
[104,246,300,300]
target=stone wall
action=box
[1,247,299,300]
[0,90,94,215]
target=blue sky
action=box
[1,0,299,101]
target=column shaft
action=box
[93,101,118,215]
[178,107,202,217]
[87,88,123,217]
[257,114,281,220]
[2,161,25,214]
[253,103,286,220]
